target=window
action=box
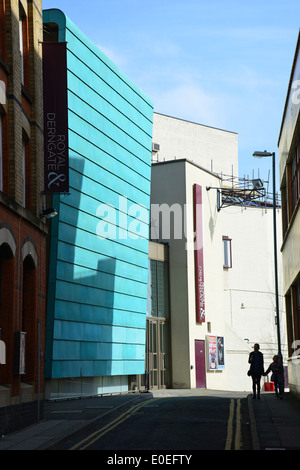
[19,1,28,87]
[290,276,300,357]
[0,115,2,191]
[292,142,300,212]
[19,15,24,84]
[22,139,25,206]
[149,260,169,319]
[0,0,6,60]
[0,110,8,196]
[223,236,232,268]
[281,173,288,237]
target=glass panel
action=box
[145,318,170,390]
[160,322,168,353]
[152,323,157,353]
[157,261,169,318]
[146,260,151,316]
[223,238,232,268]
[19,19,24,84]
[148,260,170,318]
[150,260,158,317]
[161,368,165,387]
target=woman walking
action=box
[248,343,264,399]
[264,355,284,399]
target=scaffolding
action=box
[207,171,281,211]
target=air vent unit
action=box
[152,143,160,152]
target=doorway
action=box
[146,317,170,390]
[195,340,206,388]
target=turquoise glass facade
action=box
[43,10,153,382]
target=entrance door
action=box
[146,318,169,390]
[195,340,206,388]
[149,319,158,389]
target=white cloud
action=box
[151,80,236,130]
[97,44,128,69]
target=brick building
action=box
[0,0,46,434]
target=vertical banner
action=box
[42,42,69,193]
[194,184,205,322]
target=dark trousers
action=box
[274,379,284,397]
[252,374,261,396]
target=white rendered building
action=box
[148,113,287,392]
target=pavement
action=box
[0,389,299,450]
[248,390,300,450]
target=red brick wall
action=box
[0,0,45,411]
[0,202,46,398]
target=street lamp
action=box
[253,150,282,362]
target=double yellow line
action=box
[225,398,242,450]
[69,397,160,450]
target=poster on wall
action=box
[207,335,225,370]
[217,336,225,370]
[207,335,217,370]
[194,184,205,322]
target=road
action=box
[56,391,253,452]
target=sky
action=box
[42,0,300,194]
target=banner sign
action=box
[42,42,69,193]
[194,184,205,322]
[207,335,225,370]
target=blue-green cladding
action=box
[44,10,153,379]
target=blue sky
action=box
[42,0,300,192]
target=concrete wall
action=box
[151,112,287,392]
[151,160,226,389]
[152,113,238,176]
[151,160,190,387]
[221,205,287,391]
[185,162,227,390]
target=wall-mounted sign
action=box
[194,184,205,322]
[207,335,225,371]
[13,331,26,375]
[0,340,6,364]
[42,42,69,193]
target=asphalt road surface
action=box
[57,392,252,452]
